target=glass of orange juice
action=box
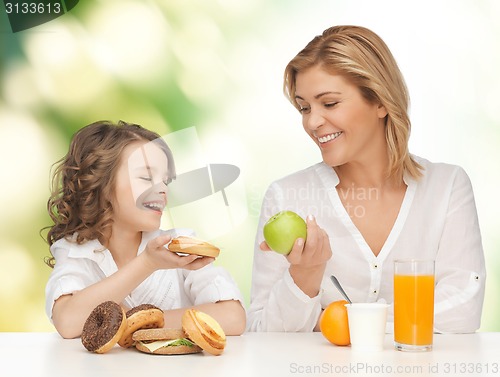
[394,259,435,352]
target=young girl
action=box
[45,120,246,338]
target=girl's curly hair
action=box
[44,120,175,267]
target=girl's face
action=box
[294,65,388,168]
[112,140,170,233]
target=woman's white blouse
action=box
[45,228,244,321]
[248,156,486,333]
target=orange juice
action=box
[394,274,434,346]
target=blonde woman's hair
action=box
[44,120,175,267]
[284,25,422,180]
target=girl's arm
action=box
[162,300,246,335]
[51,234,213,339]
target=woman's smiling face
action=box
[294,65,388,168]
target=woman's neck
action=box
[333,155,403,190]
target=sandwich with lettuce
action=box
[132,309,226,356]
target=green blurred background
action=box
[1,0,499,332]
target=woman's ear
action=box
[377,103,388,119]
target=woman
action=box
[248,25,485,333]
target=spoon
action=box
[330,275,352,304]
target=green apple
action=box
[263,210,307,255]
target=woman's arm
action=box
[433,167,486,333]
[247,183,331,332]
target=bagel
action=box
[168,236,220,258]
[118,304,164,348]
[181,309,226,356]
[81,301,127,353]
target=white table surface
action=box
[0,332,499,377]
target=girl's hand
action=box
[142,234,214,272]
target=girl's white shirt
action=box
[247,156,486,333]
[45,228,244,321]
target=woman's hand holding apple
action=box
[262,212,332,298]
[286,215,332,267]
[286,215,331,298]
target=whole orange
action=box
[319,300,350,346]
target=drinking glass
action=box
[394,259,435,352]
